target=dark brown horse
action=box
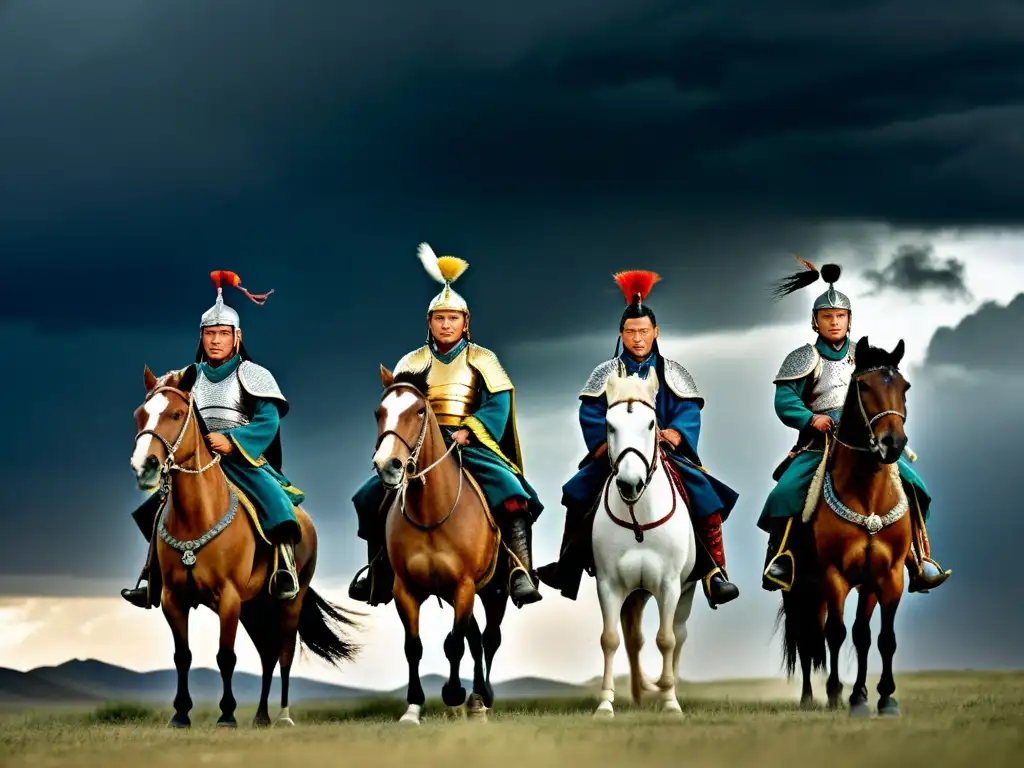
[131,367,359,728]
[373,365,509,724]
[778,337,915,717]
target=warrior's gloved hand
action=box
[207,433,234,454]
[452,429,471,446]
[658,428,682,448]
[810,415,834,433]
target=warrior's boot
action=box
[501,498,543,608]
[120,536,161,609]
[535,498,595,601]
[906,496,951,593]
[693,512,739,609]
[348,542,395,606]
[762,517,796,592]
[270,539,300,600]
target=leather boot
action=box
[535,499,595,601]
[120,535,161,609]
[348,542,394,606]
[906,494,951,593]
[762,517,796,592]
[501,501,542,608]
[271,540,300,600]
[693,512,739,609]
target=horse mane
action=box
[607,372,657,408]
[391,369,430,398]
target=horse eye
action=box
[417,408,426,416]
[904,381,912,392]
[648,420,655,430]
[171,411,183,421]
[374,408,381,420]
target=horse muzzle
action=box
[615,475,646,504]
[375,457,406,490]
[873,431,907,464]
[134,455,162,491]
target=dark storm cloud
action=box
[924,292,1024,371]
[862,243,972,300]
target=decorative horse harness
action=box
[602,396,679,543]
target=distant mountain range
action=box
[0,659,590,704]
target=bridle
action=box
[603,396,676,543]
[834,365,907,457]
[134,385,222,496]
[374,382,463,532]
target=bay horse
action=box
[778,336,914,717]
[373,365,510,725]
[591,370,697,718]
[130,367,359,728]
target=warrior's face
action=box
[429,310,466,349]
[620,316,658,360]
[815,309,849,345]
[201,325,239,364]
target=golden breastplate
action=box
[426,349,480,426]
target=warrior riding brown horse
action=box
[774,339,921,720]
[373,365,510,724]
[778,337,915,717]
[132,367,359,728]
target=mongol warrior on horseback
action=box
[348,243,544,609]
[121,270,306,608]
[536,270,741,610]
[759,257,951,594]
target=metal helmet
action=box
[771,257,852,332]
[417,242,472,338]
[199,270,275,331]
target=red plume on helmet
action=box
[209,270,274,305]
[612,270,662,306]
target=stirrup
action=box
[763,550,795,591]
[909,557,951,593]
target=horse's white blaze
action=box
[591,371,695,718]
[131,393,170,474]
[373,390,419,466]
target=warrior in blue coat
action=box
[348,243,544,609]
[759,258,951,594]
[121,270,305,608]
[536,271,741,610]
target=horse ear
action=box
[855,335,870,361]
[380,364,394,388]
[144,365,158,392]
[891,339,905,365]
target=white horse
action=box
[591,369,697,717]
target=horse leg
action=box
[465,613,489,721]
[850,586,878,718]
[477,587,507,710]
[821,566,851,712]
[161,592,193,728]
[876,569,904,717]
[594,577,626,718]
[215,584,242,727]
[239,601,277,728]
[442,580,475,714]
[393,578,426,725]
[671,583,697,697]
[274,595,302,727]
[621,590,656,705]
[654,578,684,715]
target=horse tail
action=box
[297,586,363,667]
[773,520,826,679]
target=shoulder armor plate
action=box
[774,344,820,382]
[238,361,289,416]
[580,359,621,398]
[467,344,512,393]
[662,359,702,405]
[394,345,432,375]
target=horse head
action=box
[849,336,910,464]
[374,364,432,490]
[605,369,660,503]
[131,366,204,490]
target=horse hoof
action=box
[441,684,467,708]
[878,698,901,717]
[216,715,237,728]
[167,715,191,729]
[849,701,872,718]
[252,716,272,729]
[399,705,422,725]
[593,701,614,719]
[274,717,296,727]
[661,699,683,716]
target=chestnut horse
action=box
[131,367,359,728]
[373,365,510,725]
[778,337,916,717]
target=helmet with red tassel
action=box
[612,269,662,356]
[200,270,275,330]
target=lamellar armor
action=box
[773,342,856,415]
[581,357,703,407]
[393,343,511,428]
[193,361,289,430]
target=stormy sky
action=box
[2,0,1023,687]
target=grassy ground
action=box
[1,671,1021,767]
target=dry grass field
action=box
[2,671,1021,768]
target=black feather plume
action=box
[771,256,821,300]
[820,263,842,284]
